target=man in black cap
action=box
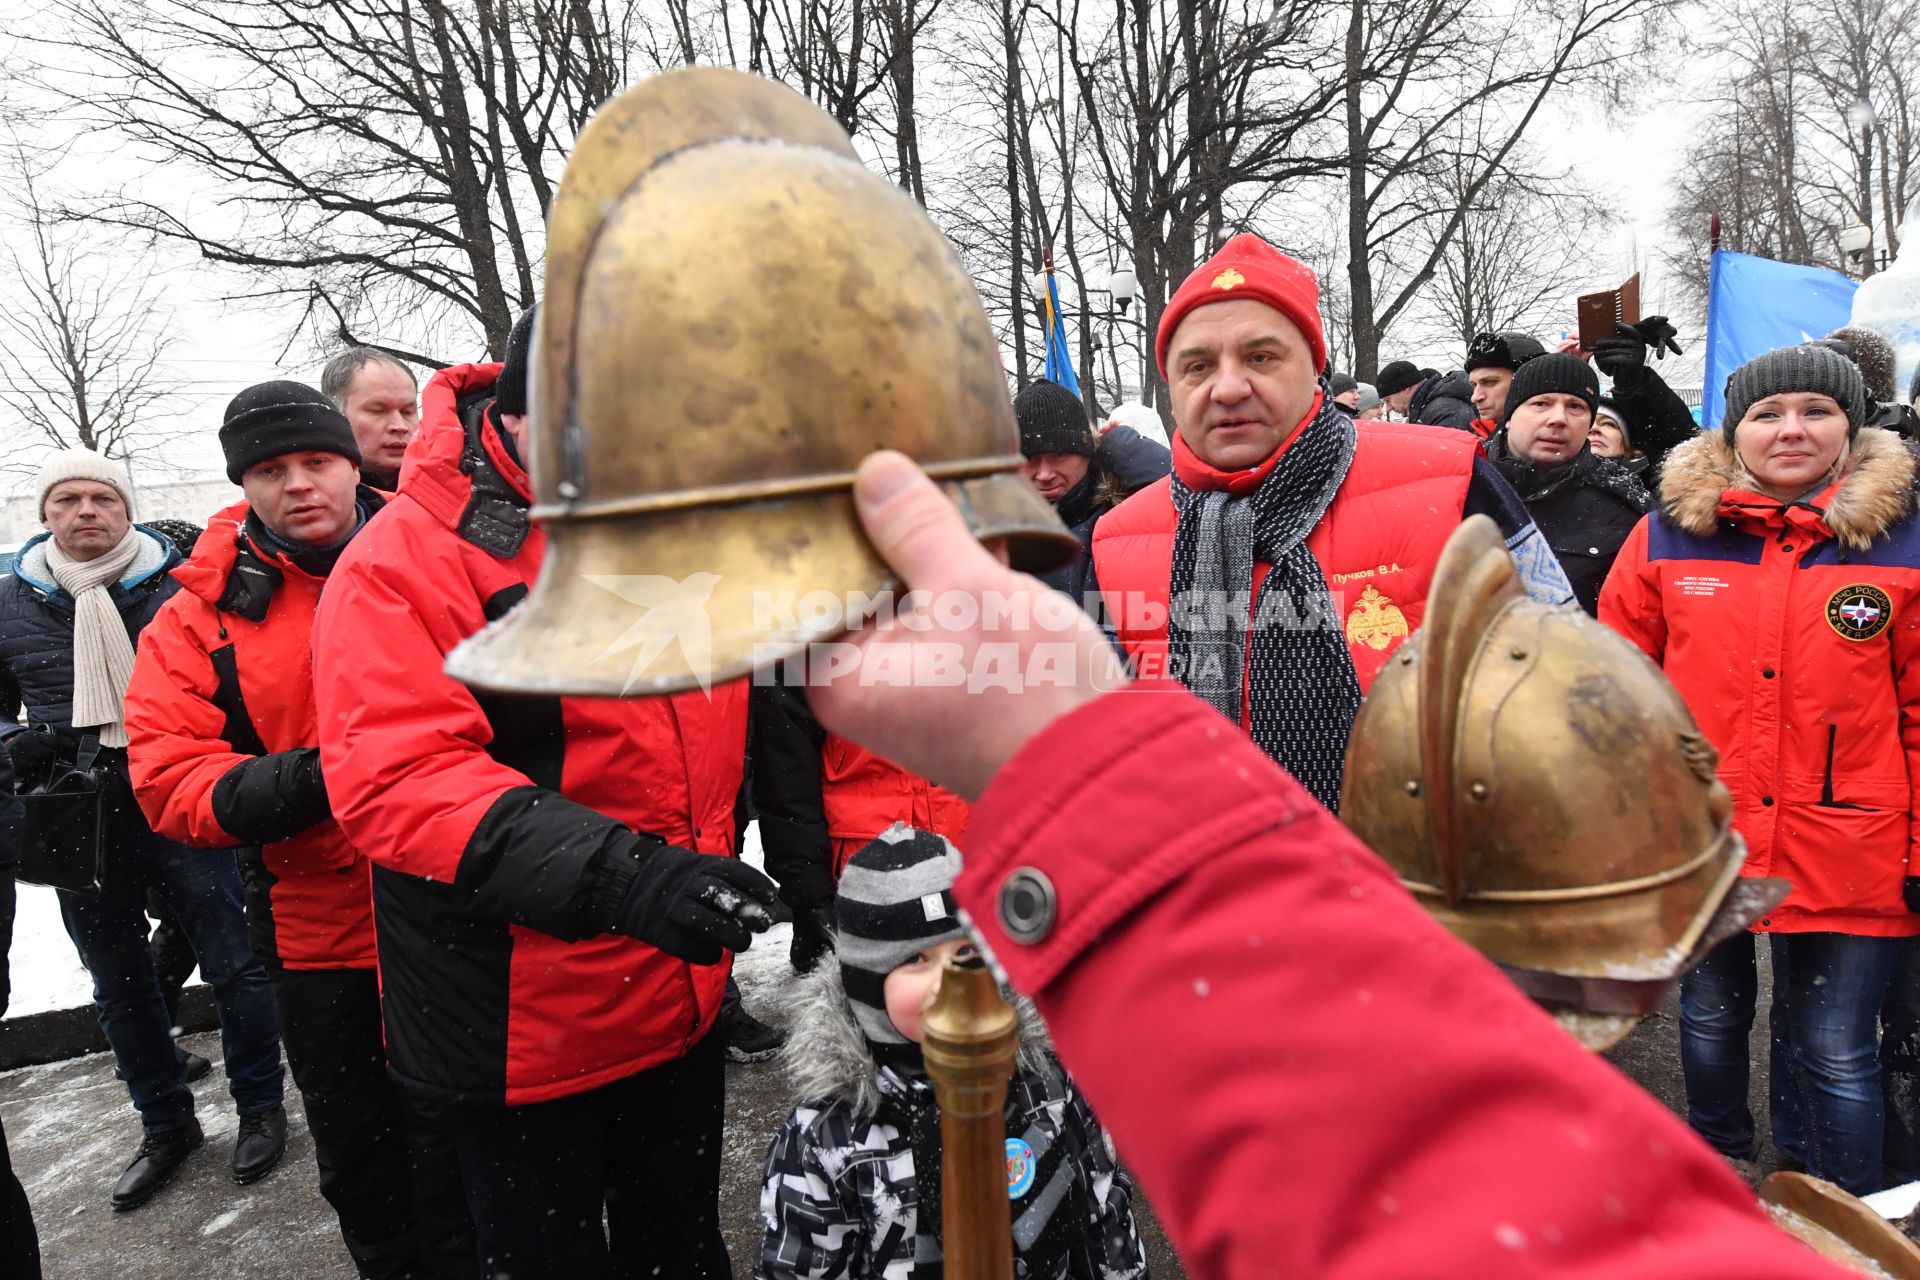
[1013,379,1169,603]
[1374,361,1427,418]
[1464,331,1548,439]
[1327,372,1361,413]
[1482,353,1650,614]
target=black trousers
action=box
[276,966,471,1280]
[446,1028,729,1280]
[0,876,41,1279]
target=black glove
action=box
[1626,315,1683,360]
[597,836,777,965]
[4,729,65,788]
[1590,326,1647,380]
[212,747,331,844]
[789,903,837,975]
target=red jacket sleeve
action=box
[957,685,1842,1280]
[1598,515,1666,662]
[313,545,539,885]
[124,594,247,849]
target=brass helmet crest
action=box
[1341,516,1783,1051]
[447,68,1074,696]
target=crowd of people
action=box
[3,223,1920,1280]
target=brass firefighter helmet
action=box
[445,68,1074,696]
[1340,516,1783,1051]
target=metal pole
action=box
[922,956,1018,1280]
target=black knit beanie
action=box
[1328,372,1358,398]
[221,380,361,484]
[1500,352,1599,427]
[1722,345,1867,441]
[835,824,967,1067]
[1374,360,1423,398]
[1014,380,1095,458]
[493,305,538,418]
[1465,331,1547,374]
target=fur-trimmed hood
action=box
[1659,426,1919,551]
[781,962,1053,1120]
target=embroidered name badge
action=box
[1826,584,1894,642]
[1006,1137,1036,1199]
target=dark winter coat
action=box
[1601,428,1920,937]
[1039,425,1172,605]
[1408,371,1479,433]
[751,683,970,910]
[125,495,385,971]
[1484,434,1652,615]
[756,964,1146,1280]
[313,362,749,1105]
[1604,363,1698,479]
[0,528,182,743]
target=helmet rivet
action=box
[1468,781,1490,801]
[1403,779,1421,796]
[1509,645,1528,660]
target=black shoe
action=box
[231,1106,288,1185]
[723,1005,787,1064]
[790,904,836,975]
[111,1122,204,1211]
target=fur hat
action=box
[835,825,966,1067]
[1156,234,1326,377]
[1015,379,1095,458]
[1722,344,1867,440]
[220,380,360,484]
[36,450,135,520]
[1819,326,1898,403]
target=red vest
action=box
[1091,420,1478,699]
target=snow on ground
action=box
[7,824,792,1020]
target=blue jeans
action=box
[58,821,284,1135]
[1679,931,1901,1194]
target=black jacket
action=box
[1040,425,1172,605]
[1484,435,1652,616]
[0,528,182,743]
[1604,364,1698,479]
[1410,372,1479,433]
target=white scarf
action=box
[43,528,145,748]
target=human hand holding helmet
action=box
[806,451,1130,801]
[601,834,777,965]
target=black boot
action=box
[111,1121,204,1211]
[721,978,787,1065]
[231,1106,288,1185]
[790,904,836,975]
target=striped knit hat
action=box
[836,824,966,1065]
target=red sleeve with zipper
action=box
[956,684,1843,1280]
[1598,515,1667,663]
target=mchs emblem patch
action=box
[1826,584,1894,642]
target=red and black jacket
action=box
[126,499,383,970]
[313,363,749,1106]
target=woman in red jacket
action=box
[1600,344,1920,1194]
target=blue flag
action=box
[1042,272,1082,396]
[1703,250,1859,429]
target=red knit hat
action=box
[1155,234,1327,378]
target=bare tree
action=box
[1338,0,1668,377]
[0,138,187,486]
[40,0,636,359]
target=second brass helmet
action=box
[447,68,1075,696]
[1341,517,1782,1051]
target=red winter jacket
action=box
[126,499,380,970]
[1090,414,1480,695]
[821,734,969,874]
[958,685,1848,1280]
[313,363,750,1105]
[1601,429,1920,937]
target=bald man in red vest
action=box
[1089,235,1574,812]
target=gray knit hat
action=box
[835,824,966,1065]
[1722,344,1868,440]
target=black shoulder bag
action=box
[17,732,114,896]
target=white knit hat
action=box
[36,450,134,519]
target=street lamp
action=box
[1106,266,1137,313]
[1841,223,1875,275]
